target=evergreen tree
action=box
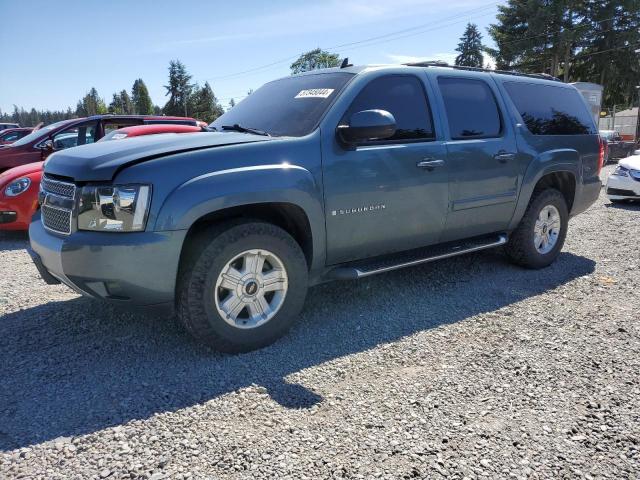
[76,88,107,116]
[163,60,193,116]
[131,78,154,115]
[571,0,640,106]
[189,82,224,123]
[290,48,341,74]
[228,98,236,109]
[489,0,640,102]
[120,90,133,114]
[455,23,484,67]
[487,0,582,79]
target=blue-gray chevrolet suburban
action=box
[30,63,603,352]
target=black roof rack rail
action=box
[403,61,562,82]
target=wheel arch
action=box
[509,162,578,231]
[179,202,315,272]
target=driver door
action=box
[322,74,449,265]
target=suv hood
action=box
[44,132,270,181]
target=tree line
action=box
[1,60,227,126]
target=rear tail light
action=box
[597,137,605,175]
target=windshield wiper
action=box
[220,124,271,137]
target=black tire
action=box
[177,221,308,353]
[504,188,568,269]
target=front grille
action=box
[41,175,75,235]
[41,175,76,198]
[41,205,72,234]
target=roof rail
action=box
[403,61,562,82]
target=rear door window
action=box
[342,75,435,142]
[503,82,596,135]
[437,77,502,140]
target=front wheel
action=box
[177,221,309,353]
[505,188,568,269]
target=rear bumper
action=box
[29,213,188,306]
[570,176,602,216]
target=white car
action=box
[606,154,640,203]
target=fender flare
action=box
[508,149,580,230]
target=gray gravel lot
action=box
[1,166,638,479]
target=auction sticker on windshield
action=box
[295,89,334,99]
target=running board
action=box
[327,234,508,280]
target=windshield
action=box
[10,120,71,147]
[210,72,353,137]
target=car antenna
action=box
[340,58,352,69]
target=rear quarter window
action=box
[503,82,596,135]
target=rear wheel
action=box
[177,221,308,353]
[505,188,568,269]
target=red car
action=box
[0,127,36,146]
[0,123,205,231]
[99,123,203,141]
[0,114,200,173]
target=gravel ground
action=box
[1,166,638,479]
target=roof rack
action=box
[403,61,562,82]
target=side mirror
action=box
[41,139,54,151]
[337,109,396,144]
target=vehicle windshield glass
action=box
[210,72,354,137]
[9,120,70,147]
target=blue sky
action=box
[0,0,501,114]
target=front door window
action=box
[51,122,98,150]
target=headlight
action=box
[77,184,151,232]
[612,165,629,177]
[4,177,31,197]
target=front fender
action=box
[153,163,326,269]
[508,149,579,230]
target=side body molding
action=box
[153,163,327,272]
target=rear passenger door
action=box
[434,75,519,242]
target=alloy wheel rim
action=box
[214,249,288,329]
[534,205,561,254]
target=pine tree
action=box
[189,82,224,123]
[572,0,640,106]
[76,88,107,116]
[131,79,154,115]
[455,23,484,67]
[163,60,193,116]
[487,0,582,79]
[290,48,341,74]
[228,98,236,109]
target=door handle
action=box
[417,159,445,170]
[494,152,516,163]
